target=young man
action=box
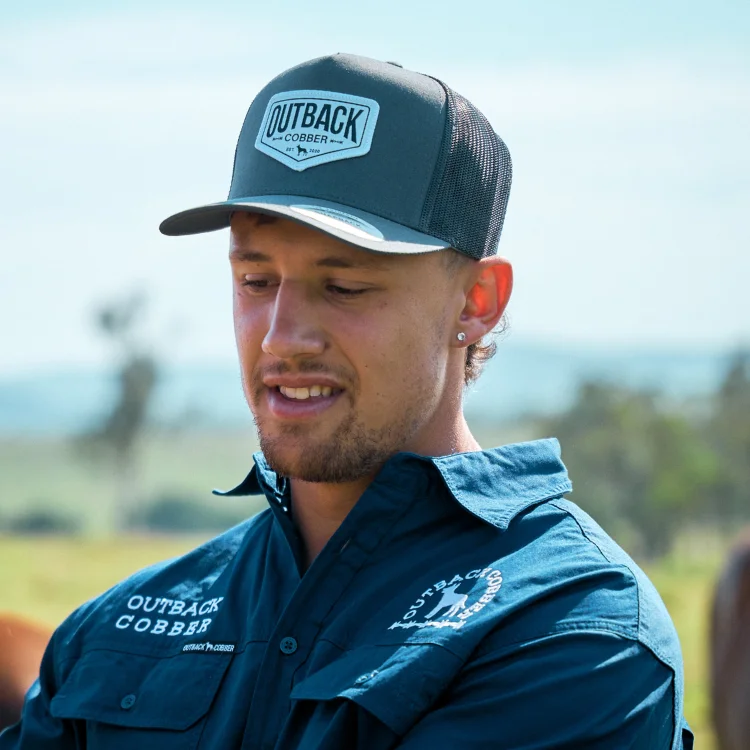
[2,54,693,749]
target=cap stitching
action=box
[418,76,452,235]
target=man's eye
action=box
[241,278,272,291]
[327,284,367,297]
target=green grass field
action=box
[0,533,722,748]
[645,543,723,749]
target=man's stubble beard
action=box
[250,383,431,484]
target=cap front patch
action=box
[255,90,379,172]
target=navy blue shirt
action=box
[1,439,694,749]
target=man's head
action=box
[160,53,514,480]
[229,213,511,482]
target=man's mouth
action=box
[264,383,345,419]
[277,385,335,400]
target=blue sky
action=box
[1,1,748,374]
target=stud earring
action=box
[456,332,466,342]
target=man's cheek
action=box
[235,341,257,382]
[234,315,265,356]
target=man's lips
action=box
[263,375,344,391]
[260,376,346,420]
[264,384,343,419]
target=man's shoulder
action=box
[52,510,273,663]
[377,491,678,666]
[499,496,682,668]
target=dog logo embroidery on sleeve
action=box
[389,567,503,631]
[255,90,380,171]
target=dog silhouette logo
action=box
[423,584,468,619]
[389,567,503,632]
[296,145,308,156]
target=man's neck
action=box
[289,474,374,570]
[289,416,480,569]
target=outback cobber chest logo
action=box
[255,89,380,171]
[112,594,225,638]
[389,567,503,631]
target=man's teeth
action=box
[279,385,334,399]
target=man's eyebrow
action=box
[229,249,390,270]
[315,254,390,270]
[229,249,271,263]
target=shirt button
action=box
[279,636,298,654]
[120,694,137,710]
[354,670,379,685]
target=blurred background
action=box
[1,1,749,746]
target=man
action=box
[2,54,693,749]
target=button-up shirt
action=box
[1,439,694,749]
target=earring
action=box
[456,332,466,342]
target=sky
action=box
[1,0,749,376]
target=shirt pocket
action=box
[50,647,232,749]
[289,643,462,738]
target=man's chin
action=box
[258,434,386,484]
[262,456,355,484]
[261,446,315,481]
[258,434,332,482]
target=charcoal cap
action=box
[160,53,512,259]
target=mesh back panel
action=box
[420,82,512,259]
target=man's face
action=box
[229,213,467,483]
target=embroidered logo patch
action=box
[255,89,380,171]
[389,567,503,631]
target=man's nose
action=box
[261,281,326,360]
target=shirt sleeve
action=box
[395,630,687,750]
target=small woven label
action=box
[182,641,235,654]
[255,90,379,171]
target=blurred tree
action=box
[76,291,157,530]
[3,508,82,535]
[541,381,722,558]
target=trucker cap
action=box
[159,53,512,259]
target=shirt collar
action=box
[428,437,572,529]
[213,437,572,531]
[212,453,282,500]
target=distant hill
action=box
[463,341,731,419]
[0,341,733,435]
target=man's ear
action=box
[456,257,513,345]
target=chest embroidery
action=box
[389,567,503,631]
[112,594,225,638]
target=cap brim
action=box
[159,195,450,255]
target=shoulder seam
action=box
[548,499,642,637]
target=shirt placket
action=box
[240,469,427,750]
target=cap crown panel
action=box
[228,54,447,230]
